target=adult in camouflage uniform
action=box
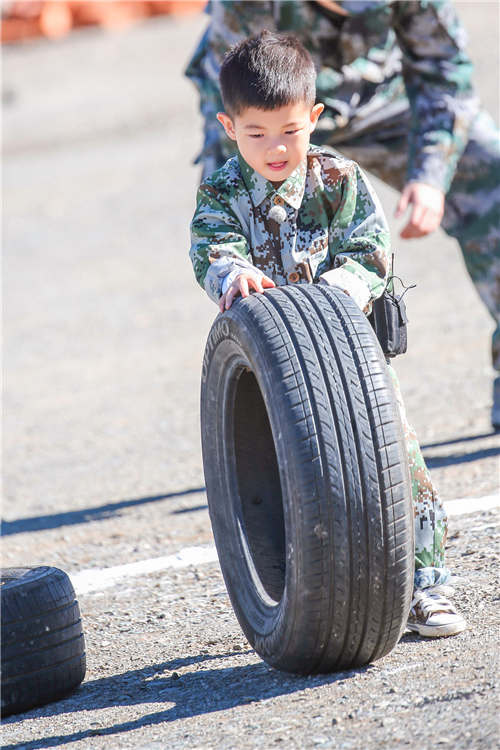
[186,0,500,426]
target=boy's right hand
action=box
[219,272,275,313]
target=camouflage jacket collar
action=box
[238,152,307,210]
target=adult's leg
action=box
[441,111,500,373]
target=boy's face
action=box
[217,101,324,183]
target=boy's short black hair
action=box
[219,30,316,117]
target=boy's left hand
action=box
[395,182,445,238]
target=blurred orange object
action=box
[1,2,43,42]
[148,1,207,14]
[70,2,150,29]
[39,3,73,38]
[1,1,207,43]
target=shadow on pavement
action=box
[1,650,372,748]
[423,446,500,469]
[4,435,498,537]
[1,487,206,536]
[171,504,208,515]
[421,431,497,450]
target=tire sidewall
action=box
[201,298,312,663]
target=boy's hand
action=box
[395,182,445,238]
[219,272,275,312]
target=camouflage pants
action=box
[387,364,449,589]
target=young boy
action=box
[190,31,466,638]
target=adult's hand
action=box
[395,182,445,239]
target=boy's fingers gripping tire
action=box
[1,566,86,717]
[201,284,414,674]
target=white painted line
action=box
[446,494,499,517]
[70,495,499,595]
[71,545,218,595]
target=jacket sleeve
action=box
[190,183,262,303]
[393,0,479,192]
[323,163,391,310]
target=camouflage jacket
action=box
[186,0,478,192]
[190,145,390,306]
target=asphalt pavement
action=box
[2,4,499,749]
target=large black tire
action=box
[1,566,86,716]
[201,284,413,674]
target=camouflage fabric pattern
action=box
[190,146,390,303]
[186,0,478,191]
[186,0,500,369]
[388,364,449,586]
[440,111,500,371]
[340,108,500,370]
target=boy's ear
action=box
[217,112,237,141]
[309,103,325,133]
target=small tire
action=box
[201,285,414,674]
[1,566,86,717]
